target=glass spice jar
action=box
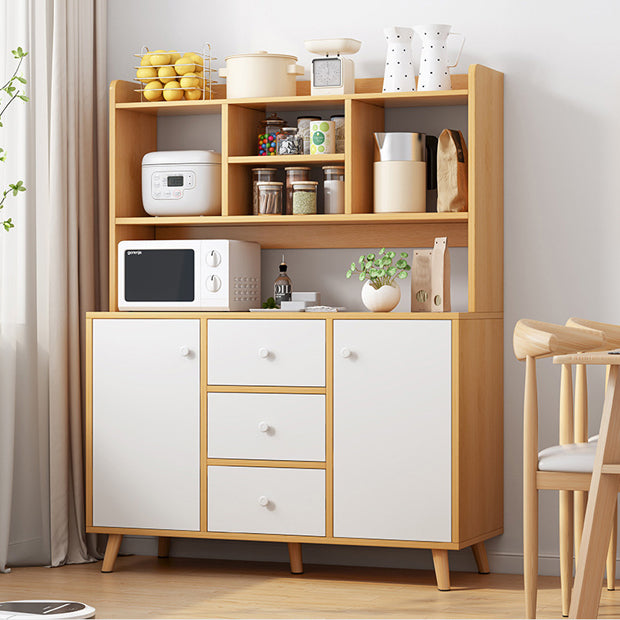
[257,181,283,214]
[292,181,318,215]
[297,115,321,155]
[284,167,310,215]
[276,127,303,155]
[323,165,345,214]
[252,168,277,215]
[331,114,345,153]
[258,113,285,156]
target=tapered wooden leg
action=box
[560,490,574,617]
[471,542,490,574]
[431,549,450,591]
[288,543,303,574]
[158,536,171,558]
[574,491,587,565]
[524,356,538,619]
[607,502,617,590]
[102,534,123,573]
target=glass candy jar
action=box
[258,113,285,156]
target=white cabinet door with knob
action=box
[92,319,200,531]
[333,319,452,542]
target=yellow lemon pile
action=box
[137,50,206,102]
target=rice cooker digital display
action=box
[167,175,183,187]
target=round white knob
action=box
[258,347,269,358]
[206,249,221,267]
[258,495,269,507]
[206,274,221,292]
[340,347,352,358]
[180,346,190,357]
[258,421,270,433]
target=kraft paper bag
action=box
[437,129,468,213]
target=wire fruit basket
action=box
[133,43,217,102]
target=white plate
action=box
[304,38,362,56]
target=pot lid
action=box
[142,150,221,166]
[225,50,298,61]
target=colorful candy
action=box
[258,132,282,156]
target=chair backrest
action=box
[566,317,620,350]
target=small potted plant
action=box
[346,248,411,312]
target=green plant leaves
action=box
[3,218,14,231]
[346,247,411,287]
[9,180,25,195]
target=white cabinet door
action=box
[333,319,452,542]
[92,319,200,531]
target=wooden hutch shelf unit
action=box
[91,64,504,590]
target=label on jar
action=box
[310,120,335,154]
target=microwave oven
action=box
[118,239,261,311]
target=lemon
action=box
[168,50,181,64]
[187,52,204,69]
[140,51,154,66]
[136,66,157,82]
[158,66,177,83]
[175,56,195,75]
[144,80,163,101]
[180,73,200,89]
[184,88,202,100]
[149,50,170,66]
[163,80,184,101]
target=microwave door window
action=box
[125,249,195,302]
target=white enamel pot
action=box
[361,281,401,312]
[220,51,304,99]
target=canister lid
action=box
[142,150,221,166]
[292,181,318,187]
[284,166,311,171]
[256,181,283,186]
[322,165,345,170]
[225,50,298,62]
[251,167,278,172]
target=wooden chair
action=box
[514,319,606,618]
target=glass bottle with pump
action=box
[274,255,292,307]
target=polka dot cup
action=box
[414,24,465,91]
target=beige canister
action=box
[373,161,426,213]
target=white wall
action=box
[107,0,620,576]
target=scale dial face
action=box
[312,57,343,88]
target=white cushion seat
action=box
[538,441,598,473]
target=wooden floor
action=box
[2,555,620,618]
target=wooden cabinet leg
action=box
[288,542,303,574]
[560,490,574,617]
[158,536,171,558]
[431,549,450,591]
[471,541,490,574]
[607,501,617,590]
[102,534,123,573]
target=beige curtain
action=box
[0,0,107,571]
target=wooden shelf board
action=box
[228,154,345,165]
[117,212,468,226]
[115,90,467,116]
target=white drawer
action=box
[207,319,325,386]
[208,393,325,461]
[207,466,325,536]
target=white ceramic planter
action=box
[361,281,401,312]
[219,51,304,99]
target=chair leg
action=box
[287,543,303,574]
[607,501,617,590]
[471,542,490,574]
[431,549,450,591]
[574,491,587,565]
[560,490,574,617]
[102,534,123,573]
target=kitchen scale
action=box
[0,602,95,619]
[304,38,361,96]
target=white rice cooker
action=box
[142,150,221,216]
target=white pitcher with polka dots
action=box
[414,24,465,91]
[382,26,415,93]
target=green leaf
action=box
[365,261,373,270]
[397,271,408,279]
[400,252,408,258]
[18,95,29,102]
[3,218,14,231]
[367,253,375,261]
[387,251,395,259]
[404,264,411,271]
[358,255,364,263]
[16,76,26,84]
[378,248,385,255]
[387,267,397,277]
[358,272,365,281]
[382,257,391,266]
[346,270,352,278]
[396,259,407,269]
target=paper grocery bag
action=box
[437,129,468,213]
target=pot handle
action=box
[219,67,227,78]
[447,33,465,69]
[287,64,305,76]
